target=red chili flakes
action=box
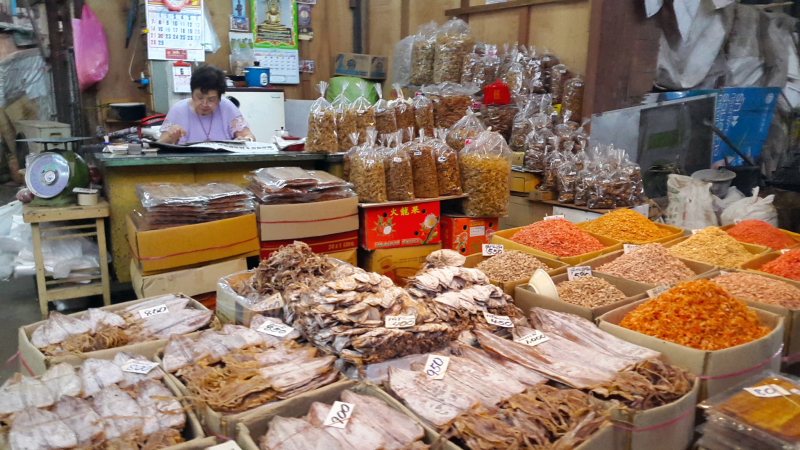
[760,249,800,282]
[619,279,771,351]
[726,220,798,250]
[511,219,606,257]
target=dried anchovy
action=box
[306,110,337,154]
[446,128,480,152]
[355,108,376,145]
[460,153,511,217]
[385,151,415,201]
[433,95,473,129]
[410,143,439,198]
[476,250,548,282]
[336,109,358,152]
[556,276,627,308]
[351,153,387,203]
[374,108,398,136]
[436,150,462,196]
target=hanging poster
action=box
[145,0,205,61]
[231,0,248,31]
[298,4,312,40]
[252,0,299,84]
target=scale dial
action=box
[163,0,186,12]
[25,153,71,199]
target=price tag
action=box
[544,215,565,221]
[719,270,730,275]
[208,442,243,450]
[257,320,295,337]
[414,151,422,156]
[323,401,356,429]
[623,244,638,254]
[424,354,450,380]
[734,219,743,224]
[567,266,592,281]
[385,315,416,328]
[745,384,791,398]
[482,244,504,256]
[791,388,800,396]
[73,187,99,194]
[262,293,284,310]
[438,156,447,163]
[121,359,160,375]
[782,249,792,254]
[514,330,550,347]
[393,157,403,163]
[139,304,169,319]
[691,229,701,235]
[483,311,514,328]
[647,285,671,299]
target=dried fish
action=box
[135,380,185,435]
[81,358,125,397]
[92,385,144,441]
[31,311,91,348]
[53,396,105,447]
[249,315,301,346]
[84,308,128,333]
[0,374,55,415]
[113,352,166,389]
[41,362,82,401]
[120,294,191,319]
[130,308,213,341]
[261,416,345,450]
[9,406,78,450]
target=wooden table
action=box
[23,200,111,317]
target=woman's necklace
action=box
[196,108,215,142]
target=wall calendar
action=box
[146,0,206,61]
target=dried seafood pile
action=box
[259,390,428,450]
[1,354,187,450]
[445,385,609,450]
[386,345,547,428]
[163,320,338,413]
[233,242,338,298]
[31,294,213,356]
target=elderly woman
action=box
[159,65,256,144]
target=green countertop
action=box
[92,151,343,167]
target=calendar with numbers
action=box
[254,49,300,84]
[146,0,205,61]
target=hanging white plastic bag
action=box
[720,187,778,226]
[202,2,221,54]
[666,174,719,228]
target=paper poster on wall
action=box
[146,0,206,61]
[252,0,299,50]
[298,4,312,40]
[231,0,248,31]
[254,49,300,84]
[172,62,192,93]
[711,87,781,167]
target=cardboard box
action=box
[719,223,800,250]
[18,295,210,376]
[491,226,623,266]
[512,151,525,166]
[577,221,684,245]
[514,272,651,321]
[128,213,260,273]
[740,251,791,277]
[597,300,784,400]
[609,380,700,450]
[464,252,569,297]
[327,248,357,265]
[581,250,717,287]
[130,257,248,299]
[529,190,555,201]
[256,197,359,241]
[360,200,441,250]
[259,230,359,259]
[333,53,388,79]
[662,235,769,268]
[234,382,461,450]
[217,270,280,326]
[510,170,543,193]
[359,243,442,286]
[440,215,499,255]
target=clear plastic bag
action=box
[588,165,615,209]
[473,45,500,89]
[332,81,357,152]
[554,123,575,153]
[342,132,361,182]
[459,131,512,217]
[446,107,485,151]
[575,156,598,207]
[426,82,477,129]
[550,64,569,104]
[353,81,377,145]
[350,128,387,203]
[609,149,632,207]
[306,81,337,153]
[540,143,564,193]
[557,154,579,203]
[373,83,398,136]
[384,133,415,201]
[481,103,518,142]
[408,131,440,198]
[526,53,546,94]
[391,84,415,142]
[413,93,435,137]
[508,99,537,151]
[540,50,561,92]
[573,121,590,153]
[433,18,474,84]
[562,76,585,122]
[505,52,525,94]
[461,45,482,85]
[523,116,555,172]
[410,21,438,86]
[622,154,647,205]
[433,129,462,196]
[392,35,414,87]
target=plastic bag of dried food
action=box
[505,52,526,94]
[434,18,474,83]
[540,142,564,193]
[523,116,555,172]
[391,84,415,142]
[540,50,561,91]
[342,132,361,181]
[557,153,579,203]
[508,99,538,151]
[459,130,512,217]
[527,52,546,94]
[408,131,440,198]
[562,76,585,122]
[550,64,569,104]
[413,93,435,137]
[461,45,482,85]
[575,152,599,206]
[473,45,500,89]
[446,107,485,152]
[554,123,575,153]
[373,83,398,136]
[621,154,647,205]
[497,42,518,81]
[588,165,615,209]
[384,133,415,201]
[426,82,477,129]
[350,128,387,203]
[410,21,438,86]
[353,81,376,145]
[393,35,414,87]
[333,81,357,152]
[306,81,337,153]
[433,128,462,196]
[481,102,518,141]
[573,121,589,153]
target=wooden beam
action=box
[445,0,574,17]
[459,0,469,21]
[400,0,410,38]
[518,6,531,44]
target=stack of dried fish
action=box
[136,182,255,228]
[31,294,213,356]
[386,345,547,428]
[164,319,339,413]
[259,390,429,450]
[446,385,610,450]
[1,353,188,449]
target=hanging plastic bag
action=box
[410,21,439,86]
[446,107,485,151]
[306,81,337,153]
[665,174,719,228]
[720,187,778,226]
[72,4,109,91]
[459,131,512,217]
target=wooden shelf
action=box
[445,0,575,16]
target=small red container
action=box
[484,79,511,105]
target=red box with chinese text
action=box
[260,230,359,259]
[359,200,441,250]
[441,215,500,255]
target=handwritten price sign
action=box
[567,266,592,281]
[483,311,514,328]
[515,330,550,347]
[257,320,295,337]
[543,215,565,221]
[623,244,638,254]
[385,315,416,328]
[139,304,169,319]
[482,244,504,256]
[121,359,159,375]
[262,293,284,310]
[424,355,450,380]
[647,285,671,299]
[323,401,356,429]
[745,384,790,398]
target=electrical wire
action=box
[129,28,140,82]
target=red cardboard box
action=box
[260,230,359,259]
[360,200,441,250]
[441,215,499,255]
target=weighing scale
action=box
[18,137,92,207]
